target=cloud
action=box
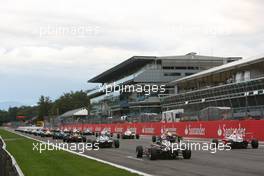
[0,0,264,104]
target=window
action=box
[185,73,194,76]
[163,66,174,70]
[164,72,181,76]
[175,66,187,70]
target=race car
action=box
[212,130,259,149]
[33,129,42,136]
[136,133,191,160]
[90,131,119,148]
[63,133,86,143]
[53,131,67,140]
[40,129,52,137]
[152,131,182,143]
[82,129,94,136]
[95,130,113,137]
[117,129,140,139]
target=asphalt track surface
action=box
[12,131,264,176]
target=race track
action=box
[13,131,264,176]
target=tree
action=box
[51,90,90,115]
[37,95,52,120]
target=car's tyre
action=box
[171,150,178,159]
[182,149,191,159]
[92,132,95,135]
[149,148,157,160]
[136,146,143,158]
[251,139,259,149]
[95,133,98,137]
[227,140,234,149]
[242,141,248,149]
[152,136,156,143]
[117,134,120,139]
[110,133,113,137]
[136,134,140,139]
[92,140,97,149]
[114,140,120,148]
[170,137,176,143]
[212,139,219,148]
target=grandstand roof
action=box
[88,56,156,83]
[170,56,264,85]
[88,53,240,83]
[58,108,88,118]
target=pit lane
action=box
[13,131,264,176]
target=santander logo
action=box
[184,124,205,136]
[217,123,246,137]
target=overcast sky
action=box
[0,0,264,106]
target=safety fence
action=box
[0,137,24,176]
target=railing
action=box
[162,76,264,108]
[59,105,264,125]
[180,105,264,121]
[0,136,24,176]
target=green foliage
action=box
[37,95,52,120]
[51,90,90,115]
[0,90,90,123]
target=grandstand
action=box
[162,56,264,121]
[87,53,240,123]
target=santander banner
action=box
[60,120,264,140]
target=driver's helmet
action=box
[101,130,109,136]
[161,130,171,140]
[167,132,172,137]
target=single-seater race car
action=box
[82,129,94,136]
[40,129,53,137]
[63,133,86,143]
[95,129,113,137]
[136,132,191,160]
[117,128,140,139]
[212,130,259,149]
[90,130,119,148]
[152,132,182,143]
[53,131,68,140]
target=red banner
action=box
[16,116,27,119]
[60,120,264,140]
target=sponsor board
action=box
[61,120,264,140]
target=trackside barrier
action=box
[0,137,24,176]
[61,120,264,140]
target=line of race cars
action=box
[14,126,260,161]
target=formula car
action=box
[212,130,259,149]
[117,129,140,139]
[90,131,119,148]
[53,131,67,140]
[63,133,86,143]
[136,134,191,160]
[32,129,42,136]
[40,129,52,137]
[152,133,182,143]
[95,130,113,137]
[82,129,94,136]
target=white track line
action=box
[4,128,153,176]
[126,156,144,161]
